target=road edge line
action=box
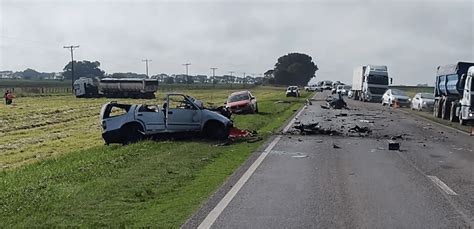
[427,175,458,196]
[398,109,470,136]
[197,94,314,228]
[197,136,281,229]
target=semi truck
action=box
[73,77,158,99]
[433,62,474,125]
[351,65,389,102]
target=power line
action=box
[142,59,152,78]
[63,45,79,91]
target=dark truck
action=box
[433,62,474,125]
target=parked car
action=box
[336,85,352,96]
[381,89,411,107]
[286,86,300,97]
[411,93,435,111]
[322,81,333,90]
[100,93,233,144]
[304,85,321,92]
[226,90,258,114]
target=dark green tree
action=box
[63,60,105,79]
[21,68,40,80]
[273,53,318,86]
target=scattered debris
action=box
[293,123,342,136]
[320,105,330,109]
[274,100,291,104]
[335,113,348,117]
[305,99,312,105]
[388,140,400,150]
[348,125,372,134]
[292,155,308,158]
[359,119,374,123]
[332,143,341,149]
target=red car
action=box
[226,91,258,114]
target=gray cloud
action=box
[1,0,472,85]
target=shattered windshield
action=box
[420,93,434,99]
[228,93,250,102]
[367,75,388,85]
[391,89,407,96]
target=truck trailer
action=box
[351,65,389,102]
[433,62,474,125]
[73,77,158,99]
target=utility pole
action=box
[229,71,234,88]
[183,63,191,88]
[63,45,79,91]
[211,67,217,87]
[243,72,246,88]
[142,59,152,78]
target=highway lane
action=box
[192,92,474,228]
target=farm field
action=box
[0,86,311,227]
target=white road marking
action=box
[427,175,458,196]
[282,105,307,133]
[198,97,311,229]
[198,135,282,229]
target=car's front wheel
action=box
[204,121,229,140]
[254,103,259,113]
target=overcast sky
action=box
[1,0,473,85]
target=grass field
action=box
[0,86,310,227]
[389,85,434,98]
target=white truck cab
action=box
[458,66,474,124]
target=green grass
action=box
[0,87,310,227]
[390,85,434,98]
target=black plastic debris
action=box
[333,143,341,149]
[348,125,372,134]
[388,140,400,150]
[293,123,342,136]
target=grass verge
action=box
[0,88,310,227]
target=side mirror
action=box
[250,96,255,100]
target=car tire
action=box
[418,104,422,111]
[204,121,229,140]
[255,103,259,113]
[122,124,143,145]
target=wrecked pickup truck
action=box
[100,93,233,144]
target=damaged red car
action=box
[226,90,258,114]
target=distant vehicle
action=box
[352,65,390,102]
[305,85,323,92]
[100,93,233,144]
[286,86,300,97]
[336,85,352,96]
[411,93,435,111]
[332,81,344,88]
[348,90,354,98]
[322,81,333,90]
[74,77,158,99]
[381,89,411,107]
[433,62,474,125]
[226,91,258,114]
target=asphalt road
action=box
[189,92,474,228]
